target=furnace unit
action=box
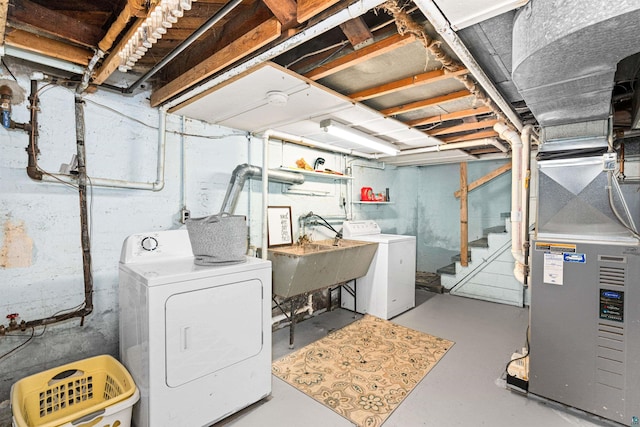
[529,150,640,425]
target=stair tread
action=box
[415,271,444,293]
[451,252,471,262]
[436,263,456,276]
[483,225,507,234]
[469,237,488,247]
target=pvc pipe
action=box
[262,130,271,260]
[412,0,523,131]
[389,138,504,156]
[40,107,167,190]
[494,122,523,266]
[163,0,389,110]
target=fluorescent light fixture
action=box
[320,119,399,156]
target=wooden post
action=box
[460,162,468,267]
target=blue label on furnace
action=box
[563,253,586,263]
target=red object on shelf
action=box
[360,187,374,201]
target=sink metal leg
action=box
[289,297,296,349]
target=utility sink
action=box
[268,239,378,298]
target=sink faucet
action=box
[333,231,343,246]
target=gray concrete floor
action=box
[216,290,613,427]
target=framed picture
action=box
[267,206,293,247]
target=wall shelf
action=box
[352,201,394,204]
[277,167,352,180]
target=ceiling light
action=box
[266,91,288,106]
[320,119,399,156]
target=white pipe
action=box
[495,122,537,284]
[390,138,504,156]
[413,0,523,132]
[262,130,271,260]
[163,0,389,110]
[494,122,522,266]
[40,107,167,191]
[264,129,377,159]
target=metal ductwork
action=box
[512,1,640,126]
[220,163,304,213]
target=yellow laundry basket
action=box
[11,355,139,427]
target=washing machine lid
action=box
[120,256,270,286]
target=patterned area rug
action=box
[272,315,454,427]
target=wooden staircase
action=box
[436,218,525,307]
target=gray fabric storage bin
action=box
[186,213,247,265]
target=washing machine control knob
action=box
[141,236,158,251]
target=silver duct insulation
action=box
[220,163,304,213]
[512,1,640,126]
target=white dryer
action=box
[340,220,416,319]
[118,229,271,427]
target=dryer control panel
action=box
[120,229,193,263]
[342,220,381,238]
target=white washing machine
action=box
[340,220,416,319]
[118,229,271,427]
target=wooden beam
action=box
[454,163,512,198]
[339,17,373,50]
[441,129,498,143]
[297,0,341,23]
[428,119,499,136]
[7,0,104,48]
[150,18,282,107]
[4,29,92,65]
[380,89,471,116]
[157,1,273,84]
[262,0,298,29]
[460,162,468,267]
[406,106,493,127]
[0,0,8,44]
[304,33,416,81]
[350,68,468,101]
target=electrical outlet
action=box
[180,209,190,224]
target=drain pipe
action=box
[124,0,244,94]
[33,107,168,191]
[74,95,94,318]
[1,95,94,335]
[386,137,509,156]
[262,130,272,260]
[494,122,536,284]
[412,0,523,132]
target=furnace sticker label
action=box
[535,242,576,253]
[543,253,564,285]
[563,253,586,263]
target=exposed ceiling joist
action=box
[428,118,498,136]
[441,129,498,143]
[297,0,341,23]
[8,0,104,48]
[5,28,92,65]
[349,68,468,101]
[304,33,416,80]
[262,0,298,29]
[150,18,282,107]
[381,89,471,116]
[406,106,492,126]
